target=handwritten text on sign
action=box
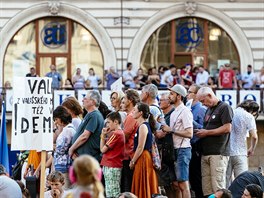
[11,77,53,151]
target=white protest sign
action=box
[111,77,123,91]
[239,90,261,105]
[53,90,75,109]
[77,90,88,106]
[11,77,53,151]
[216,90,237,109]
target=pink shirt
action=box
[170,103,193,148]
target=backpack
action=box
[151,134,161,170]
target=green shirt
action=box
[72,110,104,161]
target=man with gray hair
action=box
[140,84,165,129]
[69,90,104,162]
[0,164,22,197]
[196,86,233,196]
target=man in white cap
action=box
[161,84,193,198]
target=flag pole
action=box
[0,101,9,174]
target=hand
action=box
[51,189,61,198]
[102,127,110,135]
[161,125,171,133]
[23,169,28,179]
[129,160,135,169]
[33,169,39,178]
[195,129,208,138]
[247,147,254,157]
[155,130,167,139]
[69,147,74,157]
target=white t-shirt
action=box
[242,72,256,88]
[196,70,209,85]
[122,70,136,86]
[44,190,64,198]
[72,117,82,132]
[161,70,173,86]
[229,107,256,156]
[87,75,100,88]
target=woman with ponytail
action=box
[63,155,104,198]
[129,102,158,198]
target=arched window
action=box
[3,17,103,87]
[140,17,239,76]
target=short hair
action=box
[106,111,122,124]
[53,106,72,124]
[142,84,158,99]
[88,90,101,107]
[245,184,263,198]
[127,62,132,68]
[62,96,83,116]
[238,100,260,115]
[216,189,232,198]
[125,89,140,106]
[169,64,176,69]
[160,92,170,99]
[190,84,202,94]
[47,171,65,183]
[118,192,138,198]
[197,86,215,97]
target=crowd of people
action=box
[1,78,264,197]
[3,62,264,91]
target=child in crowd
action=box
[44,171,65,198]
[100,112,125,198]
[64,155,104,198]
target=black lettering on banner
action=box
[21,117,29,133]
[27,79,52,94]
[32,117,39,133]
[43,117,52,133]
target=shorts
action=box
[174,147,191,182]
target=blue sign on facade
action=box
[176,22,203,49]
[41,22,67,48]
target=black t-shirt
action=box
[228,171,264,198]
[201,101,233,155]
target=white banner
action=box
[5,89,13,112]
[53,90,75,109]
[216,90,237,109]
[77,90,88,106]
[11,77,53,151]
[239,90,261,105]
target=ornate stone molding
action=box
[185,2,197,16]
[128,3,253,74]
[48,1,61,15]
[0,2,116,85]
